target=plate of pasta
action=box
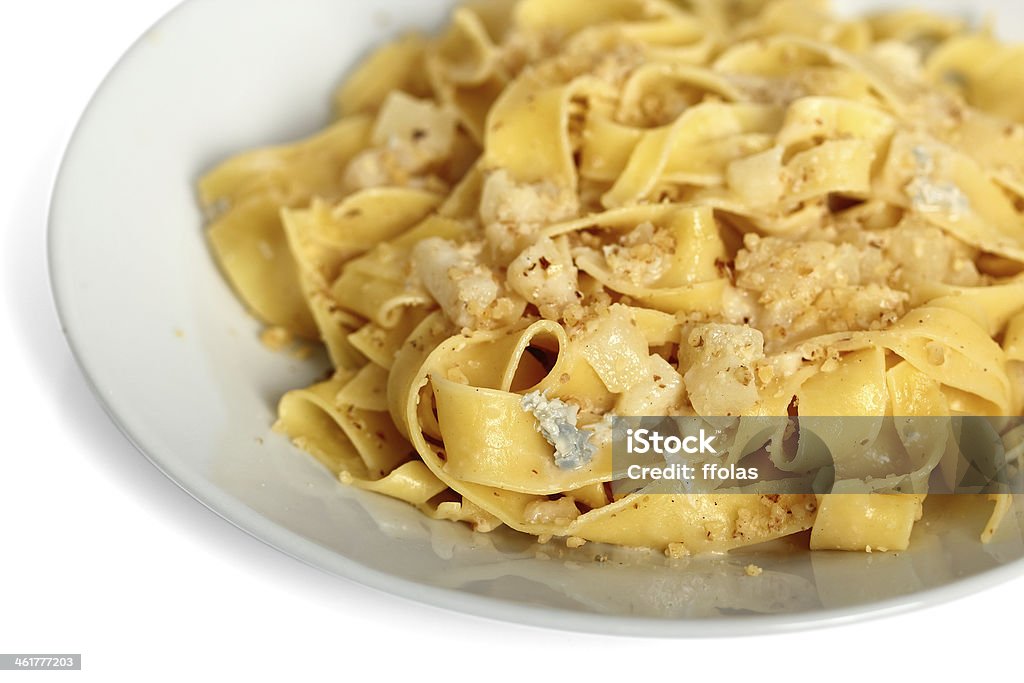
[50,0,1024,635]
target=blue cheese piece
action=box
[907,145,971,218]
[521,391,597,470]
[907,177,971,217]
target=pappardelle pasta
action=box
[199,0,1024,556]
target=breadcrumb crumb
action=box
[665,542,690,559]
[260,326,293,351]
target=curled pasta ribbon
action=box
[386,313,818,552]
[202,0,1024,554]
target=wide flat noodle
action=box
[201,0,1024,555]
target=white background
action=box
[1,1,1022,681]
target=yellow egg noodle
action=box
[199,0,1024,555]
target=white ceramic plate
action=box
[49,0,1024,636]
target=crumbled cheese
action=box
[681,324,764,416]
[506,236,580,318]
[735,235,909,348]
[614,354,686,416]
[521,390,597,470]
[343,150,394,190]
[721,285,758,325]
[906,144,971,219]
[880,222,981,287]
[524,497,581,525]
[371,92,458,160]
[754,351,804,387]
[600,222,674,287]
[907,177,971,217]
[869,41,923,79]
[911,145,935,174]
[480,169,579,259]
[344,92,457,191]
[411,237,525,330]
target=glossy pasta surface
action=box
[200,0,1024,555]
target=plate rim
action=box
[45,0,1024,637]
